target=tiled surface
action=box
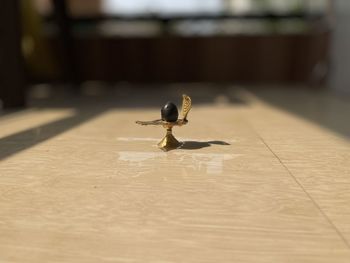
[0,86,349,262]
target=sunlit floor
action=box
[0,84,350,262]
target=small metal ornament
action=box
[136,94,192,151]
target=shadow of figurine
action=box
[180,140,230,150]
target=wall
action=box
[330,0,350,94]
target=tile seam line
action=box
[253,130,350,249]
[239,109,350,249]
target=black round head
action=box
[161,102,178,122]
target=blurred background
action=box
[0,0,349,109]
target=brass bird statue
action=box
[136,94,192,151]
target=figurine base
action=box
[158,129,182,151]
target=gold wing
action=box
[180,94,192,120]
[135,119,164,126]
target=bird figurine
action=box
[136,94,192,151]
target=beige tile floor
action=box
[0,85,349,262]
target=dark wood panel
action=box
[47,33,330,84]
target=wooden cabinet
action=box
[0,0,25,108]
